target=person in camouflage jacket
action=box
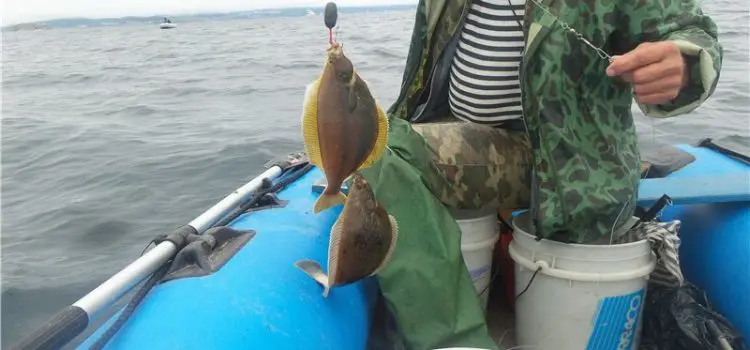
[389,0,722,243]
[358,0,722,348]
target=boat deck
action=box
[486,277,518,348]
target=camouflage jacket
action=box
[388,0,723,242]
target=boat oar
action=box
[9,165,286,350]
[636,173,750,207]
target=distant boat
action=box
[160,17,176,29]
[305,9,316,16]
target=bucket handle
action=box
[508,244,656,282]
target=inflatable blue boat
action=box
[10,139,749,350]
[654,140,750,342]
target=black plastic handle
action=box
[9,305,89,350]
[324,2,338,29]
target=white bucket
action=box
[454,209,500,311]
[508,211,656,350]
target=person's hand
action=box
[605,41,689,105]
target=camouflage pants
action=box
[411,120,532,212]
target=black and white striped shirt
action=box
[448,0,526,126]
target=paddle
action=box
[10,165,287,350]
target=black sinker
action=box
[324,2,338,29]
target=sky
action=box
[2,0,417,25]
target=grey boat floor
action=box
[486,282,518,349]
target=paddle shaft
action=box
[10,165,284,350]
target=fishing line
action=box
[609,193,633,245]
[496,328,513,345]
[477,213,513,299]
[528,0,613,62]
[89,260,174,350]
[650,117,658,149]
[478,214,530,300]
[479,255,501,298]
[515,266,542,300]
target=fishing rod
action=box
[8,159,305,350]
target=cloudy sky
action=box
[3,0,417,25]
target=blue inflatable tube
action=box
[77,167,380,349]
[71,143,748,349]
[658,144,750,342]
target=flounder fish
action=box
[295,171,398,297]
[302,43,389,214]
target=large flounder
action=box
[295,171,398,297]
[302,43,389,214]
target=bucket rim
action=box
[508,242,656,281]
[461,232,500,251]
[450,206,498,221]
[453,213,497,224]
[511,210,650,249]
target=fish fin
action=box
[357,102,389,170]
[326,215,346,295]
[301,78,324,169]
[342,173,354,185]
[347,77,358,113]
[371,214,399,276]
[294,259,331,295]
[313,191,347,213]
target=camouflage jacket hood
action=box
[387,0,723,242]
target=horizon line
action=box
[3,2,418,27]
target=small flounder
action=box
[301,43,389,214]
[295,171,398,297]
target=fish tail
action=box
[294,259,331,293]
[372,215,399,276]
[321,216,344,298]
[357,102,389,170]
[313,191,347,213]
[301,78,324,169]
[342,173,355,185]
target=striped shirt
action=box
[448,0,526,126]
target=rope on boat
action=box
[89,260,174,350]
[88,160,314,349]
[213,161,313,228]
